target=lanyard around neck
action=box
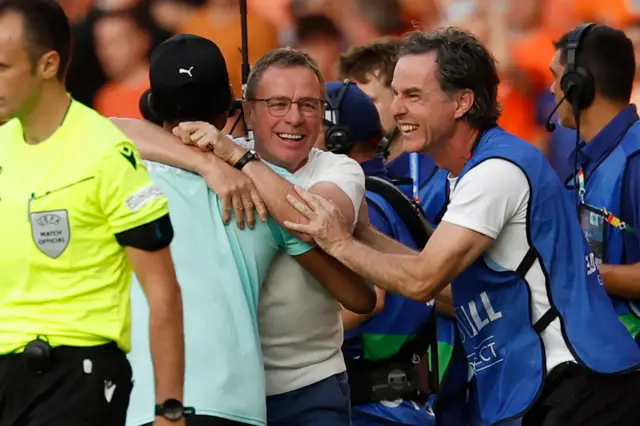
[576,167,635,234]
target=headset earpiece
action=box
[325,80,355,154]
[560,23,596,111]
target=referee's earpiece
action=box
[324,80,354,154]
[560,23,596,111]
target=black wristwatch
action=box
[233,148,261,170]
[155,399,195,421]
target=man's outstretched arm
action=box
[284,158,527,302]
[111,118,267,230]
[286,188,492,301]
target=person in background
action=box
[480,0,556,153]
[66,0,170,108]
[116,34,373,426]
[178,0,279,98]
[319,80,437,426]
[149,0,206,33]
[550,23,640,345]
[293,14,343,82]
[0,1,185,424]
[338,37,405,161]
[93,8,151,119]
[284,28,640,426]
[304,0,408,47]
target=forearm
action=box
[599,263,640,299]
[242,160,309,227]
[341,308,374,331]
[356,223,419,255]
[331,237,438,302]
[148,285,185,403]
[112,117,211,174]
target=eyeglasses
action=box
[248,97,324,117]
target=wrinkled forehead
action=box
[255,65,325,99]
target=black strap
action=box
[533,306,560,334]
[365,176,434,248]
[515,247,560,333]
[515,247,536,277]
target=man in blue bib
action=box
[284,27,640,426]
[548,23,640,345]
[338,38,471,425]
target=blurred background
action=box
[57,0,640,164]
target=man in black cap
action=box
[135,33,265,228]
[116,34,374,426]
[142,35,231,128]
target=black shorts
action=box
[0,342,132,426]
[522,362,640,426]
[141,415,252,425]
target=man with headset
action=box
[549,23,640,345]
[319,80,437,426]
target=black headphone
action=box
[561,23,596,112]
[377,125,399,160]
[324,80,355,154]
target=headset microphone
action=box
[544,90,572,133]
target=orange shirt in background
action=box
[498,30,556,145]
[542,0,632,33]
[94,82,148,119]
[248,0,292,31]
[576,0,632,27]
[178,5,279,96]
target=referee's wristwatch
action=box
[155,399,195,421]
[233,148,261,170]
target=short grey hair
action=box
[244,47,326,100]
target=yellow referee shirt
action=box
[0,100,169,355]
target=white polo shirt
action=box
[236,138,365,395]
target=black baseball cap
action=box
[140,34,231,123]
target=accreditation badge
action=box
[579,205,606,265]
[30,209,71,258]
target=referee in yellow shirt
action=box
[0,1,186,425]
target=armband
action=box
[115,214,174,251]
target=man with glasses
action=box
[235,49,365,426]
[116,47,369,426]
[114,38,375,426]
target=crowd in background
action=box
[54,0,640,167]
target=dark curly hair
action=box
[399,28,502,129]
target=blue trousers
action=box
[266,372,352,426]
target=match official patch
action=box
[125,185,164,212]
